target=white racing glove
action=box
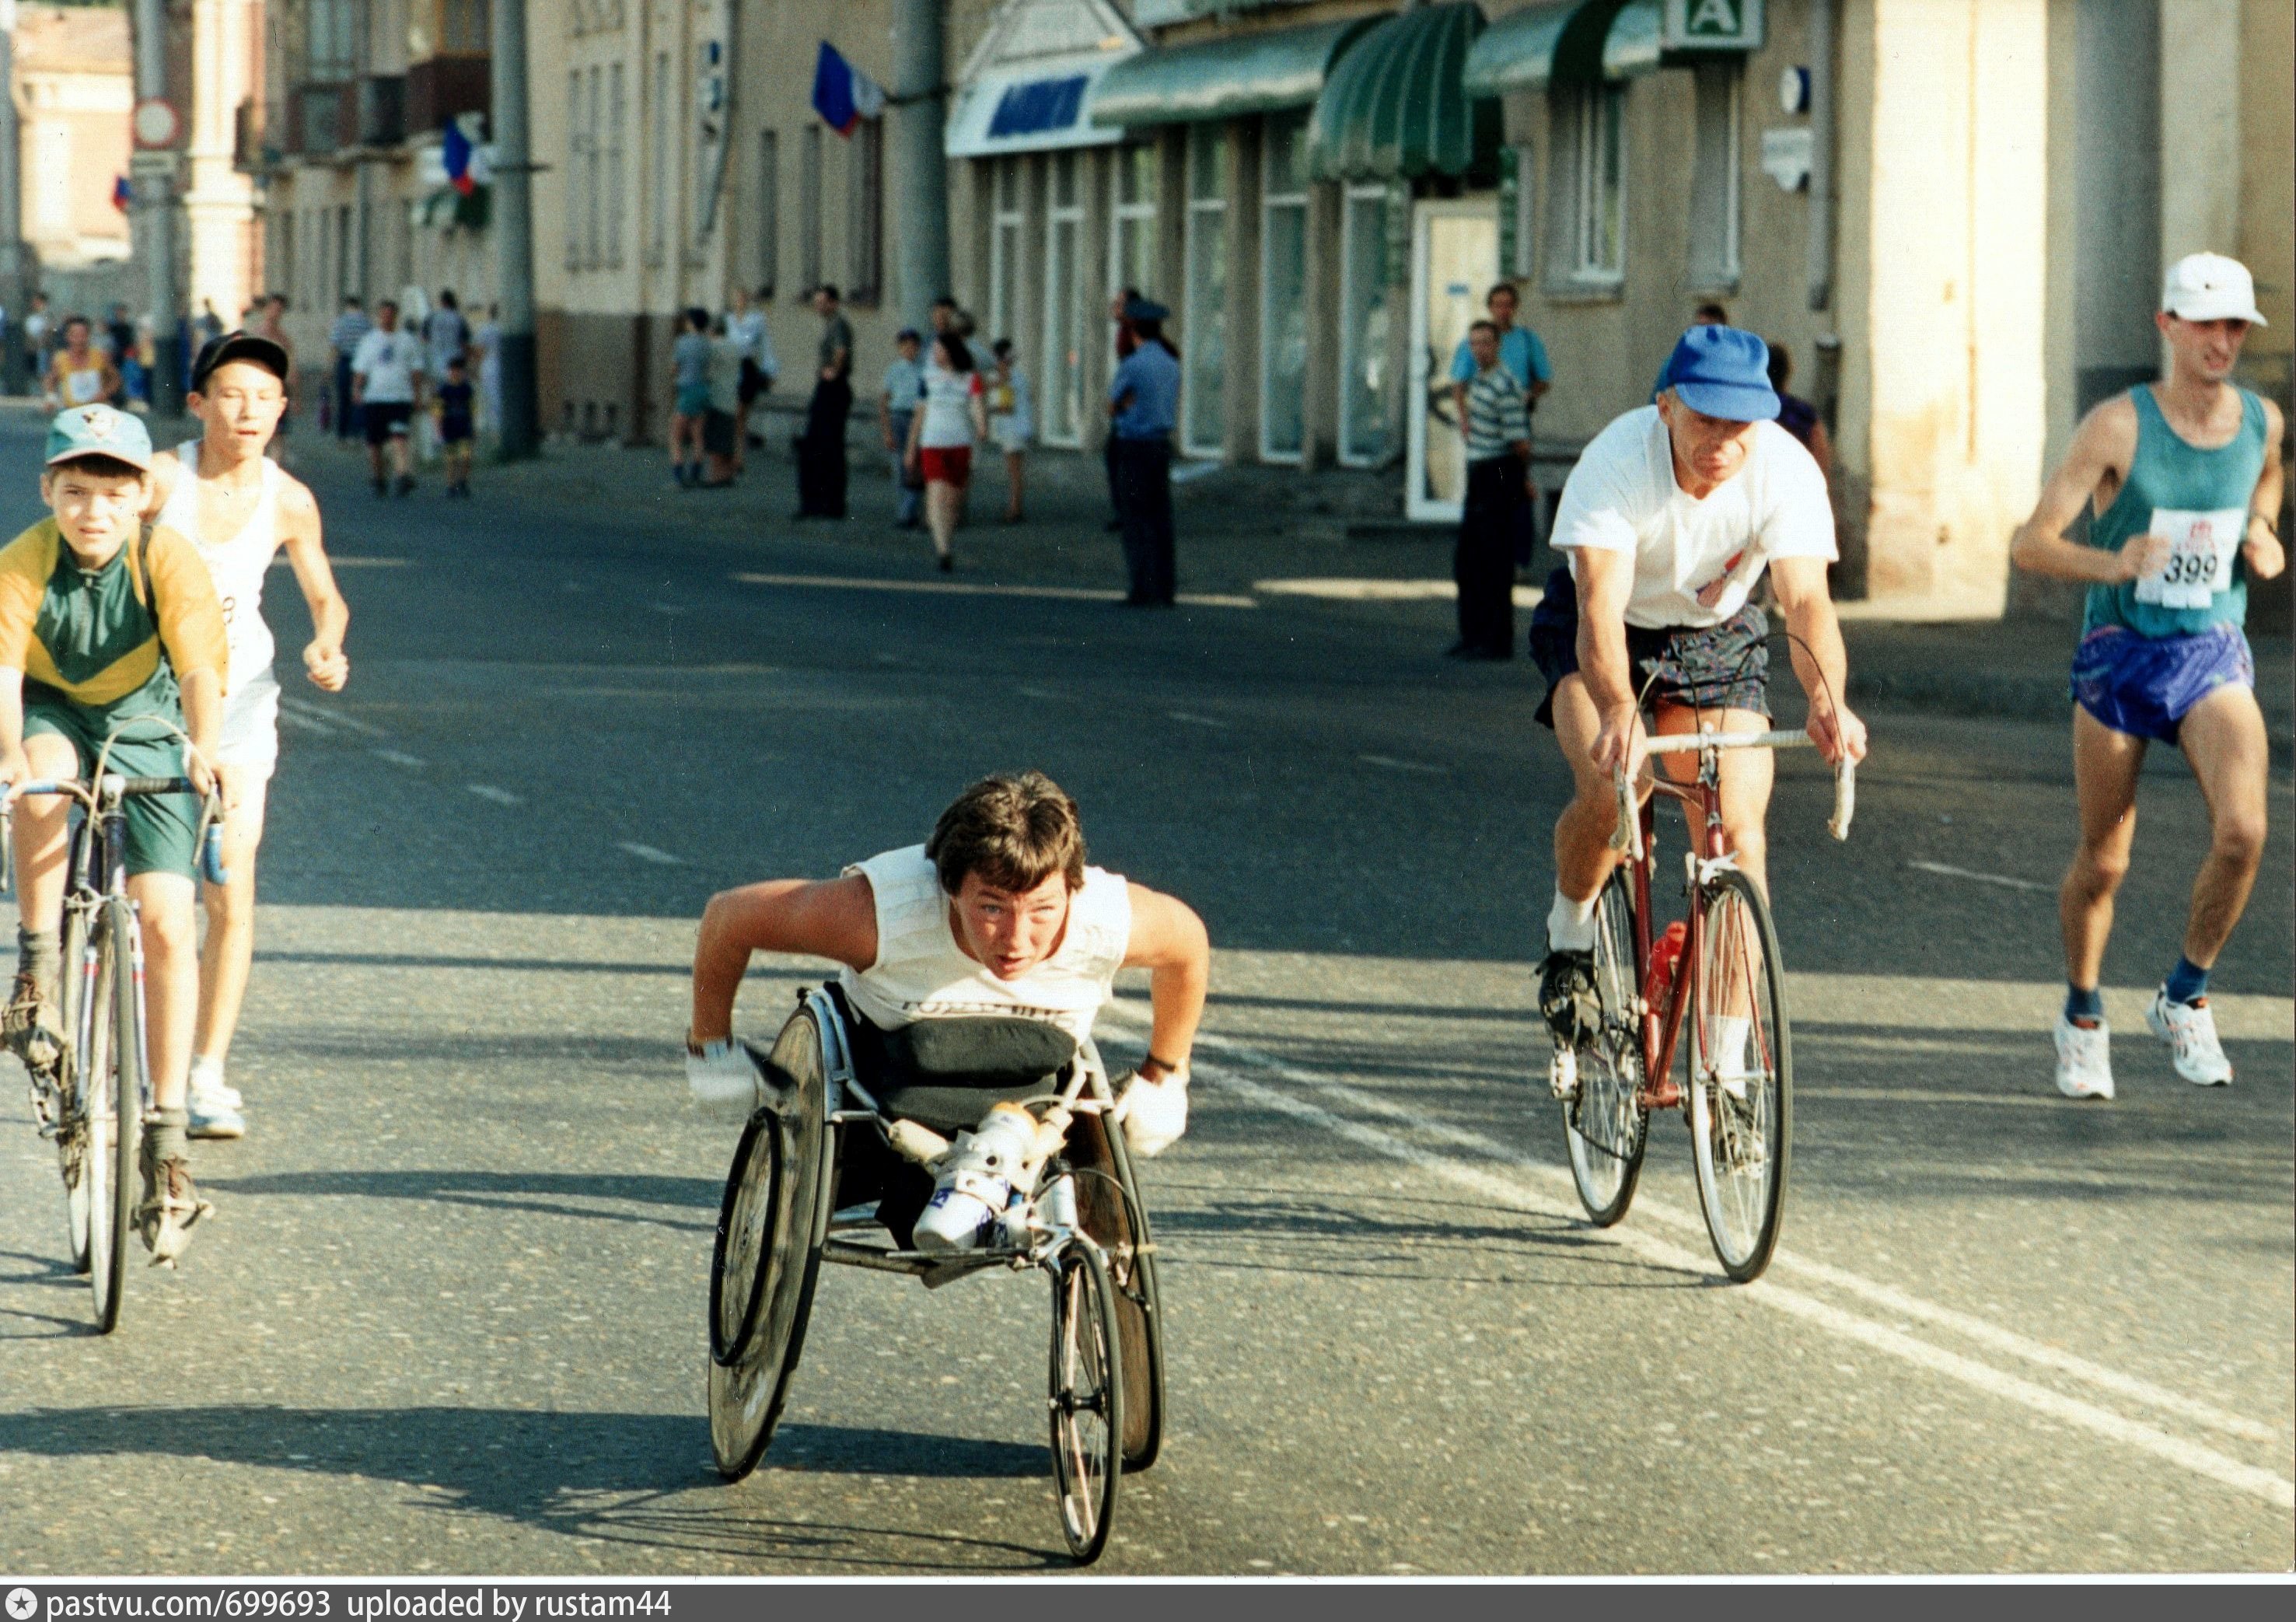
[1117,1064,1190,1159]
[687,1037,760,1119]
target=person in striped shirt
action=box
[1449,320,1533,661]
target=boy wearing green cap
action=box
[0,403,229,1265]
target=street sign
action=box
[1662,0,1766,51]
[131,96,182,151]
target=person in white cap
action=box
[2011,253,2284,1100]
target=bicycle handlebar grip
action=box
[1828,760,1857,842]
[200,822,229,886]
[120,776,195,797]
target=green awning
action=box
[1307,2,1499,182]
[1462,0,1662,97]
[1089,17,1381,128]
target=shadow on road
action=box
[0,1405,1063,1569]
[202,1169,718,1235]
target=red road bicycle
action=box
[1551,727,1855,1281]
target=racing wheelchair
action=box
[705,984,1168,1564]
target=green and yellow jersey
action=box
[0,517,229,714]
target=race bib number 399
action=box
[2137,507,2245,610]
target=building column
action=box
[1298,177,1342,474]
[1080,145,1113,457]
[182,0,258,324]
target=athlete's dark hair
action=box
[47,454,145,481]
[936,333,975,374]
[928,772,1088,896]
[684,306,710,332]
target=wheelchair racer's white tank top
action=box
[837,844,1133,1045]
[155,440,281,696]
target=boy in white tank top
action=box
[142,332,352,1138]
[685,771,1209,1159]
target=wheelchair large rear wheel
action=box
[1071,1108,1165,1471]
[708,1008,835,1480]
[1048,1241,1123,1564]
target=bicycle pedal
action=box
[1548,1048,1578,1100]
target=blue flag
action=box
[812,41,884,137]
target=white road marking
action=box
[650,602,687,615]
[1256,577,1546,609]
[1167,711,1228,729]
[1016,685,1060,701]
[617,841,685,866]
[371,749,425,769]
[278,710,335,736]
[731,571,1256,610]
[1359,754,1447,774]
[1169,460,1224,486]
[1908,859,2053,894]
[283,697,385,737]
[269,556,411,570]
[465,785,521,806]
[1102,1000,2291,1503]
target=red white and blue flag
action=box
[811,42,885,137]
[442,116,478,195]
[111,175,131,212]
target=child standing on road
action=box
[0,404,231,1264]
[435,354,477,497]
[988,340,1036,525]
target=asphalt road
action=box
[0,414,2289,1575]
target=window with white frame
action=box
[1043,151,1085,446]
[1110,143,1158,302]
[757,129,778,295]
[800,125,823,292]
[988,159,1023,356]
[1686,61,1742,292]
[564,69,585,269]
[1182,124,1228,457]
[1549,80,1625,286]
[849,118,883,304]
[606,63,626,267]
[1338,181,1391,467]
[1259,110,1310,463]
[585,64,603,269]
[647,50,670,265]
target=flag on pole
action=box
[811,42,886,137]
[111,175,131,211]
[442,116,477,196]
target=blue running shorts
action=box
[2070,623,2253,743]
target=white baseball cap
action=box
[2161,252,2267,326]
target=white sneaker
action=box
[2053,1012,2115,1100]
[187,1072,246,1140]
[1119,1071,1189,1159]
[187,1061,242,1111]
[2146,991,2234,1086]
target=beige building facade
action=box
[12,1,132,271]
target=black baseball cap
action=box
[190,330,292,393]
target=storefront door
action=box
[1406,201,1497,523]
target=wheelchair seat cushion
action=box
[847,1013,1078,1134]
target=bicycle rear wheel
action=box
[1561,869,1649,1225]
[1048,1241,1123,1564]
[89,917,135,1333]
[1687,868,1791,1281]
[58,905,93,1273]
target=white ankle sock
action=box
[1546,886,1598,953]
[189,1057,225,1092]
[1710,1015,1753,1075]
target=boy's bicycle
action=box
[1552,725,1855,1282]
[4,769,225,1331]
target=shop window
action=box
[1549,80,1625,288]
[757,129,778,295]
[1339,182,1391,467]
[1259,110,1309,463]
[1110,143,1158,303]
[988,159,1023,349]
[606,63,626,268]
[800,125,823,292]
[1043,152,1085,446]
[849,118,884,304]
[1183,124,1228,458]
[1686,61,1742,292]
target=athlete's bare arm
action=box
[140,449,184,522]
[1768,555,1868,767]
[1120,884,1209,1078]
[2243,399,2286,582]
[277,478,350,690]
[689,874,879,1046]
[2011,396,2171,583]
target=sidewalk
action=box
[274,416,2294,746]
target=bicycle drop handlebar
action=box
[0,775,229,891]
[1607,729,1858,862]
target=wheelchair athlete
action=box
[686,771,1209,1158]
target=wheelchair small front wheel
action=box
[1047,1241,1124,1564]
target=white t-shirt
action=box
[837,844,1133,1046]
[1552,406,1836,629]
[917,363,984,450]
[351,327,425,404]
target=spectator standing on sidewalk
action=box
[21,292,51,387]
[1109,298,1181,607]
[470,304,502,436]
[1765,341,1833,484]
[668,308,714,489]
[700,316,747,488]
[329,297,372,442]
[795,287,854,519]
[879,328,925,530]
[1449,283,1550,574]
[1103,288,1142,532]
[903,332,987,572]
[726,285,779,473]
[425,291,471,384]
[989,339,1036,524]
[1450,320,1532,661]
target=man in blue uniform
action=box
[1108,298,1181,607]
[2011,253,2285,1100]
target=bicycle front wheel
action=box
[58,906,93,1273]
[1048,1241,1124,1564]
[1687,868,1791,1281]
[1561,869,1649,1225]
[89,917,136,1333]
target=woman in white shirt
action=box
[987,339,1036,524]
[725,285,779,473]
[903,333,988,572]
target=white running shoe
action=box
[2146,990,2234,1086]
[187,1071,246,1140]
[2053,1013,2115,1100]
[187,1061,242,1111]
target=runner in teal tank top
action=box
[2011,253,2285,1103]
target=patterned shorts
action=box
[1528,566,1771,728]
